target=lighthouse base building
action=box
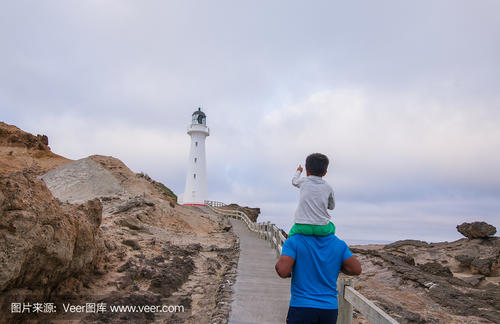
[179,108,209,205]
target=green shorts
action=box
[289,222,336,237]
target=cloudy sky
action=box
[2,0,499,243]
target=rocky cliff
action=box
[0,172,105,317]
[350,227,500,324]
[0,122,238,323]
[0,122,70,175]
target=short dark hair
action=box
[305,153,330,176]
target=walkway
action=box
[228,218,291,324]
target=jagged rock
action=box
[456,254,496,276]
[0,122,49,152]
[0,172,104,293]
[117,216,145,231]
[419,262,453,277]
[455,254,474,266]
[38,134,49,146]
[459,274,484,286]
[457,221,497,239]
[384,239,429,249]
[118,218,142,230]
[114,196,154,214]
[0,122,70,175]
[471,257,495,276]
[400,255,415,266]
[122,239,141,250]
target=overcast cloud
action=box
[2,0,499,243]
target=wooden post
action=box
[273,224,277,252]
[269,223,274,248]
[337,278,354,324]
[275,229,281,258]
[270,222,275,247]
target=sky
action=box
[2,0,499,243]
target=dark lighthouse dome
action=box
[192,107,207,125]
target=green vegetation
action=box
[137,172,177,202]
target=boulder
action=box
[457,222,496,239]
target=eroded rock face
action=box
[0,123,240,323]
[352,236,500,323]
[0,172,104,293]
[457,222,497,239]
[0,122,70,175]
[419,261,453,277]
[0,122,50,151]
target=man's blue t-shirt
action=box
[281,234,353,309]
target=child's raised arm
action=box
[292,165,303,187]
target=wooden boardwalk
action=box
[228,218,291,324]
[205,204,400,324]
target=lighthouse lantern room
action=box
[180,107,210,205]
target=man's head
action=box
[305,153,329,177]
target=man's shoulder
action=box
[329,235,347,247]
[289,234,346,245]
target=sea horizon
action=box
[344,238,392,246]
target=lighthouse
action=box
[180,107,210,205]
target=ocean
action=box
[344,238,392,246]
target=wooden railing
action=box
[208,205,399,324]
[209,206,286,256]
[205,200,227,207]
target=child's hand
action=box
[297,165,303,172]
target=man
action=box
[275,233,361,324]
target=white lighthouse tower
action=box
[180,107,210,205]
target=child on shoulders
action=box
[289,153,336,237]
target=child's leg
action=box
[289,223,335,236]
[289,223,315,236]
[311,222,336,235]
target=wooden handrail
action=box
[344,286,399,324]
[208,205,399,324]
[205,200,227,207]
